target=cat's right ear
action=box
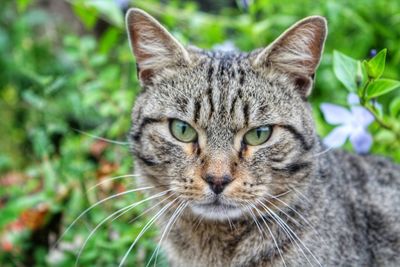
[126,8,191,85]
[252,16,327,98]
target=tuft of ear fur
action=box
[126,8,190,84]
[252,16,327,97]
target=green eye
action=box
[170,119,198,143]
[243,126,272,146]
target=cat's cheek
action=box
[222,170,254,196]
[178,165,208,200]
[181,142,200,157]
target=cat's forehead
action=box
[143,52,301,131]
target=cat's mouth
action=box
[190,199,243,220]
[197,200,237,209]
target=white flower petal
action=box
[347,93,360,105]
[320,103,352,125]
[349,127,373,154]
[351,106,374,128]
[323,125,352,148]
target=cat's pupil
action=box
[181,124,187,135]
[256,129,262,139]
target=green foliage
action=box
[0,0,399,266]
[364,49,386,80]
[333,51,360,92]
[333,49,400,159]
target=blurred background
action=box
[0,0,399,266]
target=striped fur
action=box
[126,9,400,267]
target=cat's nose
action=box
[203,174,232,194]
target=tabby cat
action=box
[125,8,400,267]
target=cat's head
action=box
[126,8,327,220]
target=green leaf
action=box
[17,0,32,13]
[365,49,386,79]
[86,1,124,27]
[366,79,400,99]
[390,98,400,117]
[333,50,359,92]
[72,3,98,29]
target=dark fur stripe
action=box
[207,62,214,118]
[136,155,159,166]
[194,99,201,123]
[131,117,162,141]
[238,68,245,85]
[243,103,250,126]
[230,94,238,115]
[271,161,311,175]
[280,124,313,151]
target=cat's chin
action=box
[190,202,244,221]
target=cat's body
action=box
[163,149,400,267]
[124,8,400,267]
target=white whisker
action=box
[264,191,325,246]
[128,193,176,224]
[258,199,322,267]
[88,174,139,191]
[249,201,287,267]
[118,198,179,267]
[148,201,188,267]
[257,199,311,266]
[73,128,130,146]
[312,146,333,157]
[75,190,170,266]
[56,186,154,248]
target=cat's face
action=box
[126,9,327,220]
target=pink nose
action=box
[202,174,232,194]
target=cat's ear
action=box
[252,16,327,97]
[126,8,191,84]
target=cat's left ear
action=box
[126,8,191,85]
[252,16,327,97]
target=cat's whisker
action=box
[257,195,303,228]
[256,199,312,267]
[128,193,176,224]
[263,192,317,232]
[262,192,327,248]
[74,190,171,266]
[118,198,179,267]
[311,146,333,158]
[162,200,188,245]
[257,199,322,267]
[193,212,206,232]
[73,128,130,146]
[286,188,328,247]
[88,174,140,191]
[274,190,292,198]
[290,186,312,204]
[223,205,234,231]
[248,201,287,267]
[55,185,154,248]
[149,201,189,267]
[112,189,176,223]
[241,202,264,238]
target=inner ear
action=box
[252,16,327,97]
[126,8,190,85]
[293,75,313,98]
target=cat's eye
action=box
[243,126,272,146]
[170,119,198,143]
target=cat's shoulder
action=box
[331,149,400,183]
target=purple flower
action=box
[114,0,129,9]
[239,0,250,11]
[369,49,377,58]
[320,93,374,154]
